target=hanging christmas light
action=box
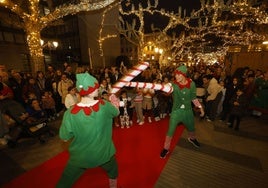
[0,0,117,72]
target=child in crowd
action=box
[133,88,144,125]
[26,98,47,122]
[102,91,120,127]
[101,91,109,101]
[118,90,133,128]
[0,81,14,145]
[99,78,110,97]
[228,87,248,131]
[152,92,161,122]
[159,77,172,118]
[108,91,120,127]
[41,91,57,121]
[58,73,74,106]
[217,80,226,117]
[65,85,80,109]
[142,87,155,123]
[26,92,38,104]
[152,79,161,122]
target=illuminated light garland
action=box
[98,2,119,57]
[117,0,268,64]
[188,0,268,53]
[0,0,117,73]
[193,49,229,65]
[118,0,195,61]
[40,0,117,29]
[0,0,267,73]
[0,0,25,17]
[228,1,268,24]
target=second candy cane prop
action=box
[109,61,150,94]
[126,82,173,94]
[125,81,204,116]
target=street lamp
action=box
[40,39,59,49]
[51,41,59,48]
[40,39,59,64]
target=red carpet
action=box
[3,118,184,188]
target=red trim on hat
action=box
[79,82,99,96]
[174,70,186,77]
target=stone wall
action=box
[228,51,268,73]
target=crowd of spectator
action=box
[1,61,268,145]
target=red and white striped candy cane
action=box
[109,62,150,94]
[126,82,173,94]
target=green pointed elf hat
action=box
[76,73,99,96]
[174,65,187,76]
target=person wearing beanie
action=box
[57,73,120,188]
[160,65,204,158]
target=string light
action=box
[98,2,119,57]
[0,0,116,72]
[117,0,267,64]
[0,0,267,71]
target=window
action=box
[3,32,14,42]
[14,34,25,44]
[0,32,3,41]
[20,53,30,71]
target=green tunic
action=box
[59,100,119,168]
[251,77,268,109]
[167,80,197,136]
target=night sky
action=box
[124,0,201,33]
[130,0,201,12]
[157,0,201,12]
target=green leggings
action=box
[167,109,195,136]
[56,155,118,188]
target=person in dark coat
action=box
[227,87,248,131]
[220,77,241,121]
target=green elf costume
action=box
[251,70,268,116]
[160,65,204,158]
[57,73,119,188]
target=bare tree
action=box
[0,0,118,73]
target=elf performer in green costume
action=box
[57,73,119,188]
[125,65,204,159]
[160,65,204,158]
